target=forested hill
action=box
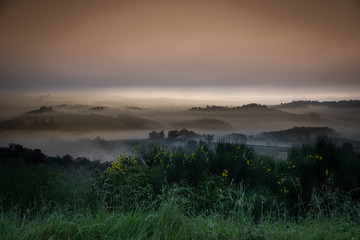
[258,127,339,141]
[274,100,360,109]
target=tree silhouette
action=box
[158,130,165,139]
[179,128,190,138]
[205,134,214,143]
[25,149,45,164]
[168,130,179,140]
[149,131,159,140]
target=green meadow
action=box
[1,137,360,239]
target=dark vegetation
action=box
[150,127,343,146]
[149,128,213,142]
[258,127,339,142]
[275,100,360,109]
[0,143,108,169]
[89,106,108,111]
[188,103,269,111]
[1,136,360,239]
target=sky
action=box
[0,0,360,104]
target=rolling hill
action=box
[0,106,162,131]
[187,103,325,123]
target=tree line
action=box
[148,128,214,142]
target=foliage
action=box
[98,137,360,218]
[0,137,360,239]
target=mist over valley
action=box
[1,100,359,161]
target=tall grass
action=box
[2,202,360,240]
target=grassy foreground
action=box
[1,137,360,239]
[2,205,360,240]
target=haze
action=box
[1,0,360,159]
[1,0,360,97]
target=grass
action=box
[1,137,360,239]
[1,205,360,240]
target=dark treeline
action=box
[188,103,268,111]
[276,100,360,108]
[148,128,214,142]
[188,100,360,111]
[0,143,109,170]
[259,127,339,141]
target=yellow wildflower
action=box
[222,169,228,178]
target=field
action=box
[1,137,360,239]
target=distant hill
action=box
[187,103,324,123]
[0,106,162,131]
[171,118,232,130]
[258,127,339,142]
[274,100,360,109]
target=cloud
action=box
[0,0,359,92]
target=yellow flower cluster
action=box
[325,169,333,177]
[246,157,253,166]
[308,154,323,162]
[151,145,168,165]
[182,145,208,169]
[222,169,228,178]
[106,146,139,174]
[277,177,285,185]
[279,187,290,194]
[286,161,296,169]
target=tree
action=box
[158,130,165,139]
[179,128,200,140]
[342,142,353,153]
[25,149,45,164]
[149,130,165,140]
[149,131,159,140]
[179,128,190,139]
[205,134,214,143]
[168,130,179,140]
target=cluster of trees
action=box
[188,103,267,111]
[90,106,108,111]
[39,106,53,111]
[0,144,109,170]
[30,106,53,113]
[149,129,199,140]
[148,130,165,140]
[149,128,214,142]
[277,100,360,108]
[259,127,338,142]
[188,105,228,111]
